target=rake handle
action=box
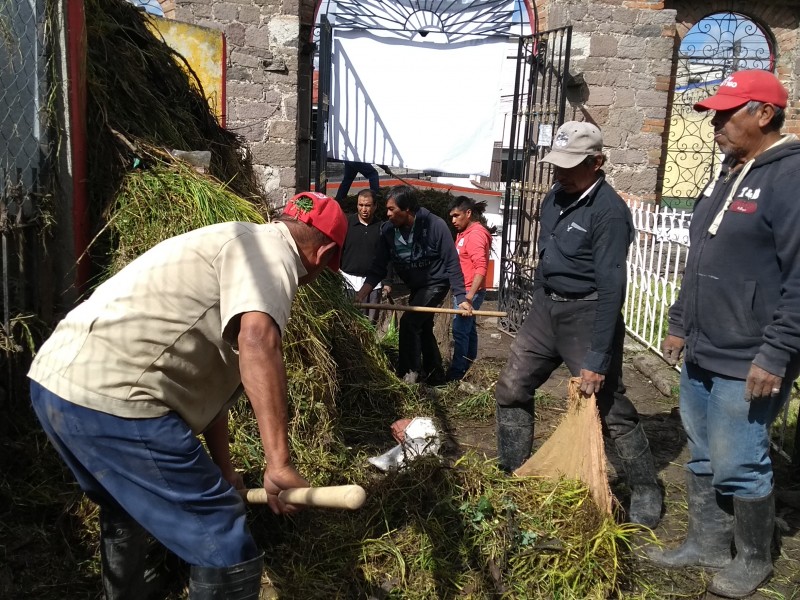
[355,303,506,318]
[239,484,366,510]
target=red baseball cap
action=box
[282,192,348,271]
[694,70,788,112]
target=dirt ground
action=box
[451,306,800,599]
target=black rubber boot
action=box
[707,492,775,598]
[647,471,733,568]
[496,404,534,473]
[614,423,663,528]
[99,508,148,600]
[188,554,263,599]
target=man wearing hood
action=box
[650,70,800,598]
[355,185,470,384]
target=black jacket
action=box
[365,207,467,302]
[668,137,800,378]
[341,214,383,277]
[536,175,633,373]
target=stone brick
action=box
[616,88,636,108]
[212,3,238,21]
[231,50,261,69]
[285,95,297,120]
[627,133,662,150]
[225,23,246,47]
[645,38,673,59]
[609,148,646,165]
[231,121,266,142]
[602,126,628,147]
[641,106,667,120]
[634,24,662,37]
[283,0,300,15]
[175,5,193,20]
[245,26,272,50]
[238,5,262,24]
[269,120,297,140]
[279,166,297,188]
[610,8,638,23]
[192,5,212,18]
[227,81,264,100]
[270,16,300,47]
[236,101,280,120]
[227,65,254,82]
[636,90,666,108]
[617,38,648,60]
[589,35,618,57]
[251,142,296,167]
[586,86,615,107]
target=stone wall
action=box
[538,0,677,202]
[537,0,800,202]
[168,0,311,205]
[159,0,800,205]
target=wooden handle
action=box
[239,485,366,510]
[355,302,507,317]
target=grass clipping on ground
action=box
[13,0,639,597]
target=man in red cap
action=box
[650,70,800,598]
[28,192,347,599]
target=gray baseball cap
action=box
[541,121,603,169]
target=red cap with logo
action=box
[694,70,788,112]
[282,192,348,271]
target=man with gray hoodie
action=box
[650,69,800,599]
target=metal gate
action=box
[498,26,571,334]
[660,12,774,210]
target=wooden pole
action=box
[355,303,507,318]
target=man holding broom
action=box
[28,192,347,599]
[494,121,662,528]
[650,70,800,598]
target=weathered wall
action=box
[537,0,677,202]
[168,0,309,204]
[537,0,800,202]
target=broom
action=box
[514,377,614,515]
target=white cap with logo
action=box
[541,121,604,169]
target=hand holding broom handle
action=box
[355,302,507,318]
[239,484,367,510]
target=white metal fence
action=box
[624,200,692,356]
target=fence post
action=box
[66,0,90,293]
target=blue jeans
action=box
[448,290,486,380]
[30,381,258,567]
[680,362,790,498]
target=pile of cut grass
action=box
[1,0,650,597]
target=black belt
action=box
[543,287,598,302]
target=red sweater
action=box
[456,222,492,292]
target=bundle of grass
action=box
[104,153,268,274]
[84,0,262,228]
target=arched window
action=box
[661,12,774,208]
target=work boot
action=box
[188,553,263,599]
[496,404,534,473]
[647,471,733,568]
[99,508,148,600]
[707,492,775,598]
[614,423,663,528]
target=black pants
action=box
[398,285,449,380]
[495,287,639,440]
